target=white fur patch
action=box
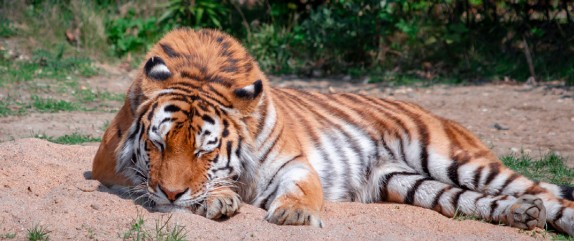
[149,63,171,76]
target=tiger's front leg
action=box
[255,159,324,227]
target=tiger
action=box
[91,28,574,236]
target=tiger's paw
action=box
[507,195,546,230]
[194,189,241,220]
[265,201,323,227]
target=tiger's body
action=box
[92,28,574,235]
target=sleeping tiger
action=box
[92,28,574,236]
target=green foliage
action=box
[27,225,49,241]
[105,10,166,57]
[36,133,101,144]
[122,216,146,241]
[5,0,573,84]
[246,24,298,73]
[0,17,15,37]
[159,0,227,28]
[502,153,574,186]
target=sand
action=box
[0,138,548,240]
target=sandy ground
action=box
[0,139,548,240]
[0,70,573,239]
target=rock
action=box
[75,180,100,192]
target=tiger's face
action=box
[116,92,248,208]
[114,29,264,209]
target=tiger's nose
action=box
[158,185,188,202]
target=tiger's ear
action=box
[231,79,264,114]
[234,79,263,100]
[144,56,171,80]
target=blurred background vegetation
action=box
[0,0,573,85]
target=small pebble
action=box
[90,204,101,210]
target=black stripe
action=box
[160,43,181,58]
[554,206,565,222]
[259,126,283,163]
[448,162,461,187]
[202,115,215,124]
[560,186,574,201]
[472,166,484,190]
[147,102,159,121]
[164,104,180,113]
[499,173,521,194]
[211,154,220,164]
[259,156,301,208]
[473,194,487,209]
[226,141,233,165]
[489,196,507,219]
[207,75,233,88]
[451,190,466,212]
[222,120,230,137]
[431,186,452,209]
[385,101,431,177]
[380,171,419,201]
[405,177,432,204]
[207,137,218,145]
[484,162,501,186]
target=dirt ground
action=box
[0,69,573,240]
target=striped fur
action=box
[92,28,574,235]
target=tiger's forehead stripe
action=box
[148,29,257,91]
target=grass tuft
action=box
[501,153,574,185]
[452,208,481,222]
[0,232,17,239]
[121,213,187,241]
[27,225,49,241]
[35,133,101,145]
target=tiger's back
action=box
[92,28,574,235]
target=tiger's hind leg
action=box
[378,167,546,230]
[427,119,574,235]
[429,148,574,235]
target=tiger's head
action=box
[114,28,263,208]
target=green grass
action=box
[30,96,79,113]
[502,153,574,185]
[452,208,481,222]
[0,47,124,117]
[552,234,574,241]
[0,232,16,239]
[27,225,49,241]
[121,214,187,241]
[0,48,98,86]
[35,133,101,145]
